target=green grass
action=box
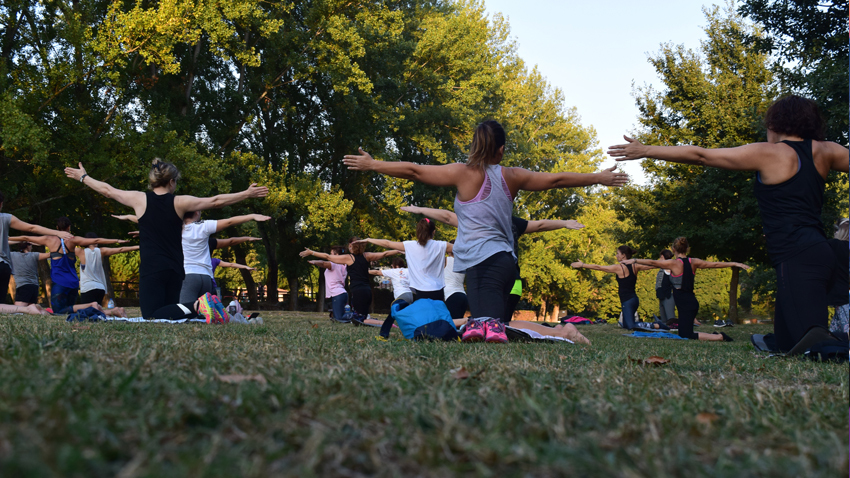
[0,311,846,477]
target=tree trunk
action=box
[102,255,114,307]
[538,299,547,321]
[264,252,278,305]
[317,273,325,312]
[549,303,560,323]
[728,267,739,323]
[232,247,258,308]
[288,274,298,311]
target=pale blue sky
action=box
[483,0,720,184]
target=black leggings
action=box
[445,292,469,319]
[349,285,372,316]
[673,289,700,340]
[412,288,444,302]
[140,269,183,318]
[504,293,521,322]
[774,242,836,352]
[150,302,199,320]
[79,289,106,305]
[465,251,515,323]
[0,261,11,304]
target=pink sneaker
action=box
[484,319,508,343]
[461,319,485,342]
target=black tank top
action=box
[138,191,184,278]
[347,254,370,289]
[616,263,637,301]
[677,257,695,294]
[754,139,826,265]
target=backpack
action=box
[379,299,458,341]
[804,339,849,363]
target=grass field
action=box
[0,310,846,477]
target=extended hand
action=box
[299,248,313,258]
[570,261,583,269]
[57,231,73,240]
[619,258,637,265]
[400,205,420,214]
[607,135,649,161]
[249,237,262,241]
[351,239,369,244]
[597,165,629,187]
[252,214,272,222]
[246,184,269,198]
[738,263,750,270]
[64,162,87,182]
[342,148,375,171]
[128,231,140,237]
[564,220,584,230]
[116,239,130,244]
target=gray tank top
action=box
[80,247,107,293]
[0,213,12,273]
[452,165,515,272]
[11,251,40,287]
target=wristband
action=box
[80,174,88,183]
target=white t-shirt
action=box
[443,256,466,298]
[381,268,412,300]
[402,239,447,291]
[182,220,218,276]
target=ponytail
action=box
[467,120,506,171]
[416,218,436,246]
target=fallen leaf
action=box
[311,324,318,329]
[356,338,366,343]
[644,356,670,365]
[451,367,470,380]
[192,326,201,332]
[216,374,267,385]
[558,355,567,360]
[696,412,720,425]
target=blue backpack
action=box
[379,299,459,341]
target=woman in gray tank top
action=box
[344,120,628,341]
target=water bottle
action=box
[107,298,115,308]
[345,305,351,314]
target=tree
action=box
[739,0,849,145]
[622,5,775,321]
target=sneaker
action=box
[461,319,485,342]
[484,319,508,343]
[713,319,728,328]
[724,320,734,327]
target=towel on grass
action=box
[623,331,688,340]
[506,326,574,343]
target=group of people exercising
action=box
[0,94,841,353]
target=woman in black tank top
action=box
[300,236,400,323]
[65,159,268,318]
[626,237,748,341]
[609,95,848,351]
[571,245,654,330]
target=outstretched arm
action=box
[299,248,354,266]
[690,258,750,270]
[217,261,256,271]
[505,165,629,193]
[8,235,51,246]
[37,252,50,261]
[100,246,140,257]
[607,136,777,172]
[215,214,271,233]
[368,270,385,276]
[308,260,332,270]
[213,236,261,249]
[9,217,72,239]
[111,214,139,224]
[623,258,682,273]
[570,260,621,274]
[174,184,269,217]
[344,148,467,188]
[64,163,146,213]
[400,206,458,228]
[525,219,584,233]
[74,237,129,247]
[364,250,401,261]
[822,141,849,173]
[355,238,405,252]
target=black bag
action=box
[804,339,849,362]
[413,321,460,341]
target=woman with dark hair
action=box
[64,159,268,318]
[309,245,350,322]
[622,237,749,341]
[610,95,849,352]
[13,218,128,315]
[352,218,453,302]
[300,237,399,318]
[344,120,627,343]
[571,245,654,330]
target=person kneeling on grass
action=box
[621,237,748,342]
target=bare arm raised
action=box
[100,245,140,257]
[570,260,623,274]
[525,219,584,233]
[621,258,684,275]
[504,165,629,195]
[300,248,355,266]
[213,237,261,249]
[217,260,256,271]
[8,217,73,240]
[215,214,271,233]
[65,163,147,214]
[308,260,333,270]
[400,206,458,227]
[689,258,750,270]
[174,185,269,218]
[354,238,405,252]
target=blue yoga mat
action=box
[623,331,688,340]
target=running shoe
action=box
[713,319,728,328]
[197,293,217,324]
[484,319,508,343]
[713,331,734,342]
[461,318,485,342]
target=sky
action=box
[483,0,719,184]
